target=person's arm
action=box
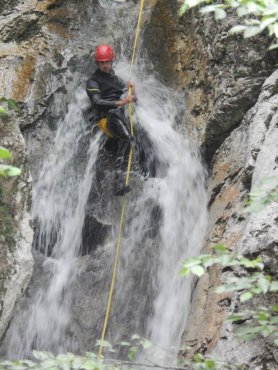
[86,79,136,109]
[115,95,135,107]
[86,80,118,109]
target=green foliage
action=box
[0,97,18,115]
[0,147,21,177]
[227,305,278,341]
[0,342,244,370]
[0,351,105,370]
[179,244,264,278]
[180,177,278,348]
[245,177,278,212]
[179,0,278,48]
[180,244,278,345]
[0,147,12,160]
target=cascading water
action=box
[4,91,101,357]
[1,0,207,365]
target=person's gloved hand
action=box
[116,94,136,107]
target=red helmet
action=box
[95,44,114,62]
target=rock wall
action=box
[0,111,33,342]
[145,0,278,368]
[0,0,96,344]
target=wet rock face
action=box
[0,0,20,16]
[0,112,33,342]
[144,0,278,165]
[0,0,97,179]
[183,73,278,368]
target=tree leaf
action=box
[141,339,152,349]
[214,8,227,20]
[235,326,261,336]
[131,334,141,340]
[258,276,271,294]
[269,43,278,50]
[182,256,203,268]
[7,98,17,110]
[237,6,250,16]
[226,313,245,322]
[0,107,6,114]
[128,346,138,361]
[0,146,12,159]
[200,5,217,14]
[213,244,226,254]
[179,3,188,16]
[95,339,112,348]
[270,281,278,292]
[32,351,53,361]
[273,23,278,37]
[270,316,278,324]
[191,265,205,277]
[214,285,227,294]
[240,291,253,302]
[260,17,277,30]
[244,26,262,38]
[0,164,21,177]
[179,266,190,276]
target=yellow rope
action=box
[98,0,145,358]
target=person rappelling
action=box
[86,44,137,196]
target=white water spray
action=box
[5,90,101,357]
[113,65,208,364]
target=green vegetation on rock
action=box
[180,0,278,48]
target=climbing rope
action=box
[98,0,145,358]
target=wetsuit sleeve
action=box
[86,80,118,109]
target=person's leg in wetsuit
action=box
[107,109,132,196]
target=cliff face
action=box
[0,0,277,366]
[0,111,33,341]
[144,0,277,163]
[144,0,278,367]
[0,0,96,343]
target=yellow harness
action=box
[97,117,113,138]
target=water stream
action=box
[2,0,207,364]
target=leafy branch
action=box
[179,0,278,48]
[227,305,278,344]
[0,98,21,177]
[0,147,21,177]
[0,97,18,115]
[180,243,278,344]
[245,177,278,212]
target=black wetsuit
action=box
[86,69,132,194]
[86,69,131,140]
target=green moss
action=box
[0,188,16,251]
[270,83,278,97]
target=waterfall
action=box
[4,90,102,357]
[1,0,207,364]
[110,65,208,364]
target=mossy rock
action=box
[270,83,278,96]
[0,181,16,251]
